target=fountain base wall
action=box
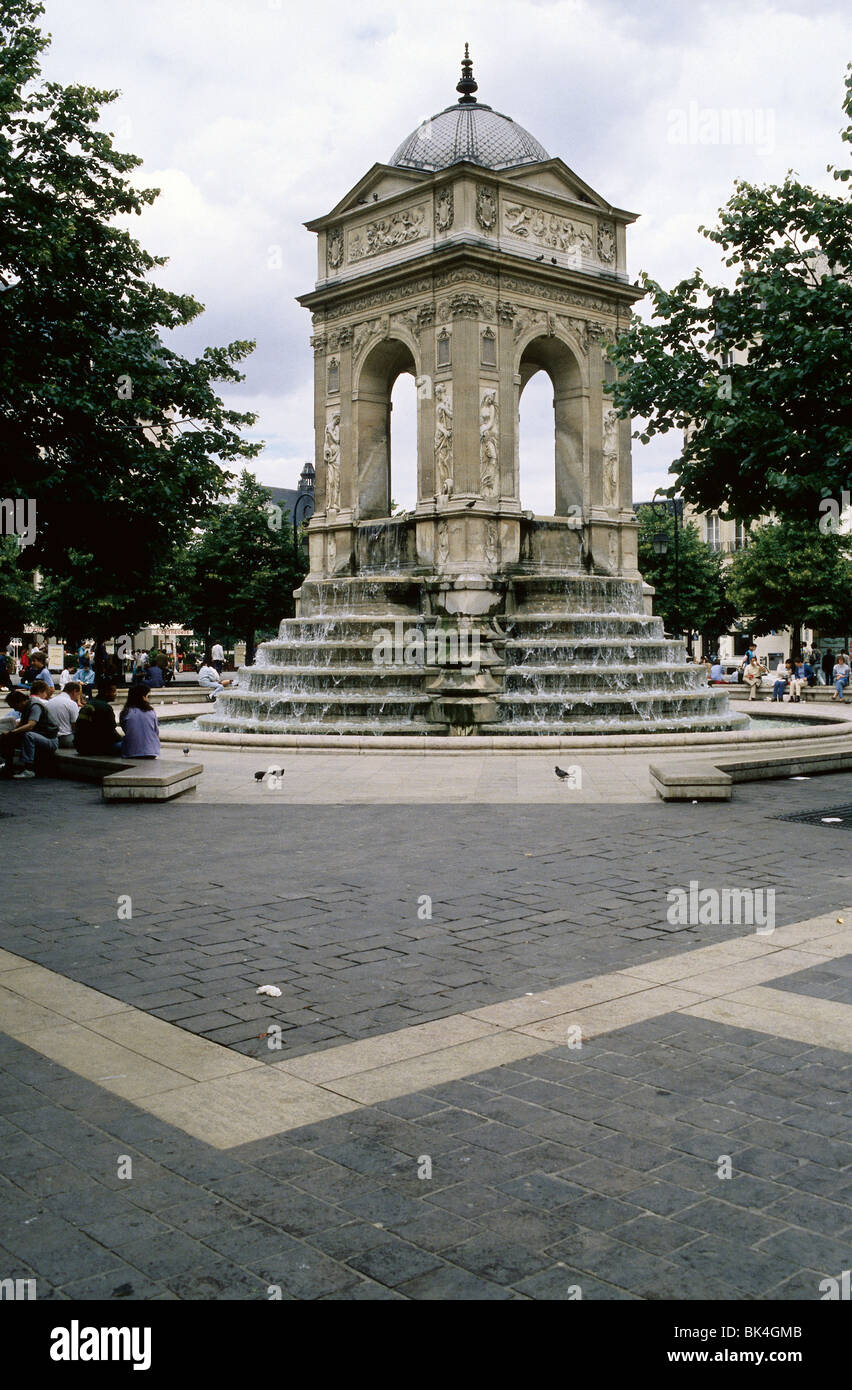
[200,569,747,738]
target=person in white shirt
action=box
[197,662,231,699]
[211,641,225,675]
[47,681,83,747]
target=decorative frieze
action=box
[503,201,594,256]
[321,278,433,321]
[349,205,429,262]
[501,275,615,315]
[496,300,517,324]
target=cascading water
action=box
[199,569,747,737]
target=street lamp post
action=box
[649,492,684,642]
[293,460,315,550]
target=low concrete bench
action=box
[650,746,852,802]
[52,750,203,802]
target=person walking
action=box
[119,684,161,758]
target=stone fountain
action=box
[202,50,745,739]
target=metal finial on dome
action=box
[456,43,478,104]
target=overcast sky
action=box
[38,0,851,512]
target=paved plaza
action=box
[1,754,851,1302]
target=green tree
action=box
[181,473,308,660]
[608,67,852,525]
[727,521,852,649]
[0,0,259,646]
[636,505,734,641]
[0,537,36,639]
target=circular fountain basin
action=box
[159,703,852,753]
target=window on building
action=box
[327,358,339,394]
[734,520,748,549]
[436,330,451,368]
[705,514,721,551]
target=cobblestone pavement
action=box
[1,774,851,1059]
[1,1011,850,1301]
[1,766,851,1299]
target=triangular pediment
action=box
[306,164,430,229]
[500,159,637,223]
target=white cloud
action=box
[37,0,850,500]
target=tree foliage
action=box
[608,66,852,525]
[180,473,308,656]
[0,0,260,637]
[727,520,852,643]
[636,506,735,639]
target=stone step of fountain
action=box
[503,666,707,693]
[509,575,647,615]
[496,690,728,721]
[487,712,750,735]
[504,641,683,663]
[197,714,438,735]
[509,612,665,632]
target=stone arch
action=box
[516,333,586,517]
[353,336,418,519]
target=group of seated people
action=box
[0,679,161,779]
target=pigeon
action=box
[555,766,570,780]
[182,747,190,756]
[254,770,266,781]
[535,254,544,261]
[465,499,476,509]
[255,766,284,783]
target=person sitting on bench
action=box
[73,682,123,756]
[0,688,60,778]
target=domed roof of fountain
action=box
[389,46,550,173]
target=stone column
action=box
[448,296,481,495]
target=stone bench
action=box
[52,750,203,802]
[650,746,852,802]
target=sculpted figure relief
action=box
[435,187,454,232]
[350,206,427,262]
[326,230,344,272]
[434,383,454,497]
[602,407,619,506]
[504,202,594,256]
[479,389,499,498]
[324,413,341,512]
[597,222,616,264]
[476,186,497,231]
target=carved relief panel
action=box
[479,388,499,498]
[349,204,430,262]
